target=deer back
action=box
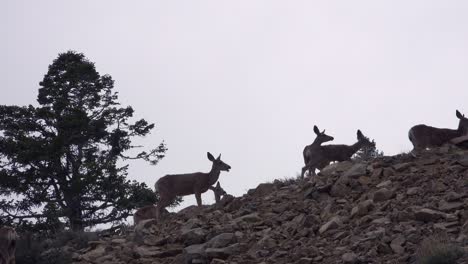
[156,172,210,196]
[409,110,468,149]
[409,125,460,149]
[320,144,355,162]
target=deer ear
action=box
[314,125,320,135]
[357,130,363,139]
[216,182,220,187]
[217,154,221,160]
[456,110,463,119]
[207,152,215,161]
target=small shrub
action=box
[417,235,465,264]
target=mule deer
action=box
[155,152,231,218]
[303,130,372,177]
[301,125,334,179]
[408,110,468,152]
[0,226,17,264]
[209,182,227,203]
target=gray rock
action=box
[342,252,358,263]
[390,236,405,254]
[181,228,207,245]
[206,233,236,248]
[414,208,446,222]
[319,216,342,234]
[351,200,374,218]
[373,188,393,202]
[342,163,367,178]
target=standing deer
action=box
[0,226,17,264]
[408,110,468,152]
[155,152,231,218]
[209,182,227,203]
[301,125,334,178]
[303,130,372,177]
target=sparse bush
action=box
[417,235,465,264]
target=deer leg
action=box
[301,165,308,179]
[157,193,173,219]
[195,192,202,206]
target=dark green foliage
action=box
[0,51,171,231]
[353,138,384,161]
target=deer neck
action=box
[311,137,325,147]
[208,165,221,186]
[351,140,364,153]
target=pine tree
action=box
[0,51,170,231]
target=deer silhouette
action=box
[301,125,334,178]
[303,130,372,177]
[409,110,468,152]
[209,181,227,203]
[155,152,231,218]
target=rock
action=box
[393,162,412,172]
[133,246,163,258]
[342,252,358,263]
[205,243,241,259]
[376,180,392,188]
[181,228,207,245]
[297,257,314,264]
[320,161,354,176]
[249,183,276,197]
[414,208,446,222]
[373,188,393,202]
[184,243,207,261]
[343,163,367,178]
[438,201,464,212]
[457,155,468,167]
[351,200,374,218]
[210,259,226,264]
[406,187,421,196]
[206,233,236,248]
[233,213,261,224]
[257,235,276,249]
[390,236,405,254]
[358,176,371,185]
[81,245,107,262]
[319,216,342,234]
[330,183,351,197]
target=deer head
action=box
[208,152,231,172]
[313,125,334,144]
[456,110,468,135]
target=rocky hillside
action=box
[71,145,468,264]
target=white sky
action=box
[2,1,468,210]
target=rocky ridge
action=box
[72,145,468,264]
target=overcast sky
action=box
[2,1,468,210]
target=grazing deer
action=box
[301,125,334,179]
[408,110,468,152]
[155,152,231,218]
[303,130,372,177]
[209,182,227,203]
[0,226,17,264]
